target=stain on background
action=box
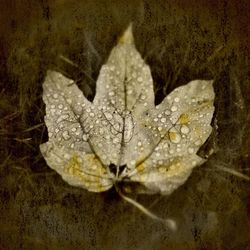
[0,0,249,249]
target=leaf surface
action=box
[40,25,215,194]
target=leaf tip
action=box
[118,23,134,45]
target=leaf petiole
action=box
[115,184,177,231]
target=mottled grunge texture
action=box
[0,1,249,249]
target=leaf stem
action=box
[115,185,177,231]
[215,165,250,181]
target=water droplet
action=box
[102,120,108,125]
[104,112,113,120]
[89,112,95,117]
[195,139,202,146]
[171,106,177,112]
[201,84,206,90]
[59,123,64,129]
[64,153,71,160]
[127,89,133,95]
[113,138,120,144]
[188,147,195,154]
[114,123,121,131]
[180,125,190,134]
[56,110,61,115]
[56,114,69,124]
[82,134,89,141]
[53,93,58,99]
[161,117,167,123]
[66,98,72,104]
[169,128,181,143]
[137,76,143,82]
[158,126,163,131]
[62,131,71,140]
[130,160,136,165]
[169,149,174,154]
[165,110,171,115]
[174,97,180,102]
[159,167,165,173]
[92,165,98,170]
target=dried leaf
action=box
[40,25,215,226]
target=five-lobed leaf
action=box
[40,25,215,195]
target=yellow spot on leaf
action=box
[178,113,190,124]
[159,167,166,173]
[64,154,108,191]
[158,160,182,175]
[137,163,145,172]
[194,127,202,137]
[64,154,84,178]
[169,161,182,171]
[169,131,177,141]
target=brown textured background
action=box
[0,0,249,249]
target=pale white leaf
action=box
[40,25,215,225]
